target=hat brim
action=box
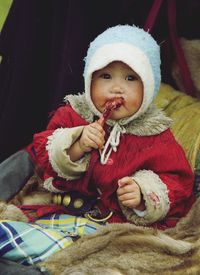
[84,43,155,123]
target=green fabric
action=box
[0,0,12,32]
[155,83,200,197]
[155,83,200,170]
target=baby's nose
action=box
[111,86,124,94]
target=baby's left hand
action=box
[117,176,145,210]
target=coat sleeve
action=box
[119,129,195,226]
[33,106,90,187]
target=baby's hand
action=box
[78,122,105,152]
[117,177,145,210]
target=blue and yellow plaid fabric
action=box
[0,214,99,265]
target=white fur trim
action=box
[64,94,172,136]
[85,43,155,124]
[133,208,147,217]
[46,127,89,180]
[120,170,170,225]
[43,177,64,193]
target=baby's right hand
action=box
[78,122,105,152]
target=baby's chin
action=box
[110,109,137,121]
[109,113,128,121]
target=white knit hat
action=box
[83,25,161,124]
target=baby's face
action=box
[91,61,143,120]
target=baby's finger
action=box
[118,177,133,188]
[117,185,133,196]
[90,122,105,135]
[118,192,137,202]
[87,132,105,149]
[120,198,139,208]
[90,124,104,135]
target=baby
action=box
[1,25,195,229]
[29,25,194,228]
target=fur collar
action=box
[64,93,172,136]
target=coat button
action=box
[106,158,113,165]
[53,194,58,204]
[63,194,71,206]
[53,194,62,205]
[74,198,84,208]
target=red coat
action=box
[29,104,195,229]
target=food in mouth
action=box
[98,97,124,126]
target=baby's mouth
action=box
[103,97,124,118]
[97,97,124,126]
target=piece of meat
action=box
[97,97,124,126]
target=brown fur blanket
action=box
[39,198,200,275]
[1,172,199,274]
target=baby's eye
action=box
[125,75,138,81]
[100,73,111,79]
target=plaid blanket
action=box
[0,214,99,265]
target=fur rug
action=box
[1,173,199,274]
[39,198,200,275]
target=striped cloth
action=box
[0,214,99,265]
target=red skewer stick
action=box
[97,97,124,126]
